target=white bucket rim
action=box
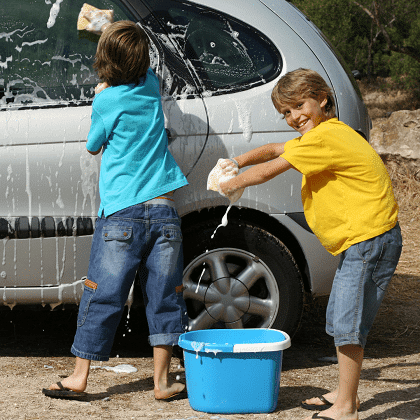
[179,329,291,353]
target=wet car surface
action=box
[0,0,370,337]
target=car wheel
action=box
[182,217,304,336]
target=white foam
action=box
[190,341,206,359]
[47,0,64,29]
[195,202,233,294]
[211,204,232,239]
[235,101,253,142]
[91,364,138,373]
[195,264,207,293]
[205,348,222,356]
[0,56,13,70]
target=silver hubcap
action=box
[183,248,279,330]
[205,277,250,323]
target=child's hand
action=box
[218,176,233,196]
[218,175,244,204]
[219,158,239,175]
[208,159,235,192]
[84,10,114,35]
[208,158,243,203]
[95,82,109,95]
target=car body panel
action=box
[272,214,338,296]
[0,0,208,293]
[0,108,98,219]
[1,236,91,291]
[260,0,371,136]
[0,0,370,311]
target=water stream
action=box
[195,203,233,293]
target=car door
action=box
[127,0,209,178]
[0,0,207,306]
[1,0,109,297]
[142,0,340,327]
[152,0,337,214]
[175,0,339,293]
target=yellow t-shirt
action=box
[281,118,398,255]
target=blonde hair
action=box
[94,21,150,86]
[271,68,336,118]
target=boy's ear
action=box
[319,95,328,109]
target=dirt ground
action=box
[1,83,419,420]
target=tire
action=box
[182,216,304,337]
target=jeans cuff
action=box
[148,333,182,347]
[71,345,110,362]
[326,331,366,348]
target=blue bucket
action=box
[178,328,291,414]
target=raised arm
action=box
[234,142,287,169]
[220,155,292,196]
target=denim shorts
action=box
[71,199,188,361]
[326,223,402,348]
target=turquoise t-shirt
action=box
[87,68,188,217]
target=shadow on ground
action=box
[1,273,418,368]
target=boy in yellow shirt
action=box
[218,68,402,420]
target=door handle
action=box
[165,128,177,144]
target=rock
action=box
[370,109,420,159]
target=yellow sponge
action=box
[77,3,113,31]
[207,159,225,192]
[207,159,244,203]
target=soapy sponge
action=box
[207,159,244,203]
[77,3,113,30]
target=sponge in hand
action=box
[77,3,113,31]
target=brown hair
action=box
[271,68,336,118]
[93,21,150,86]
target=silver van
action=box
[0,0,370,336]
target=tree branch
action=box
[350,0,420,63]
[351,0,375,20]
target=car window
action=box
[143,0,282,95]
[0,0,134,109]
[135,6,201,98]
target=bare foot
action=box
[48,374,87,393]
[303,391,360,410]
[303,406,358,420]
[154,381,185,400]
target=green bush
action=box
[292,0,420,90]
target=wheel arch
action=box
[181,205,312,294]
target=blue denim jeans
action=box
[326,223,402,348]
[71,199,188,361]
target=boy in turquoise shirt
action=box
[44,20,188,401]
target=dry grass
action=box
[383,155,420,222]
[359,77,420,119]
[358,78,420,224]
[361,81,420,349]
